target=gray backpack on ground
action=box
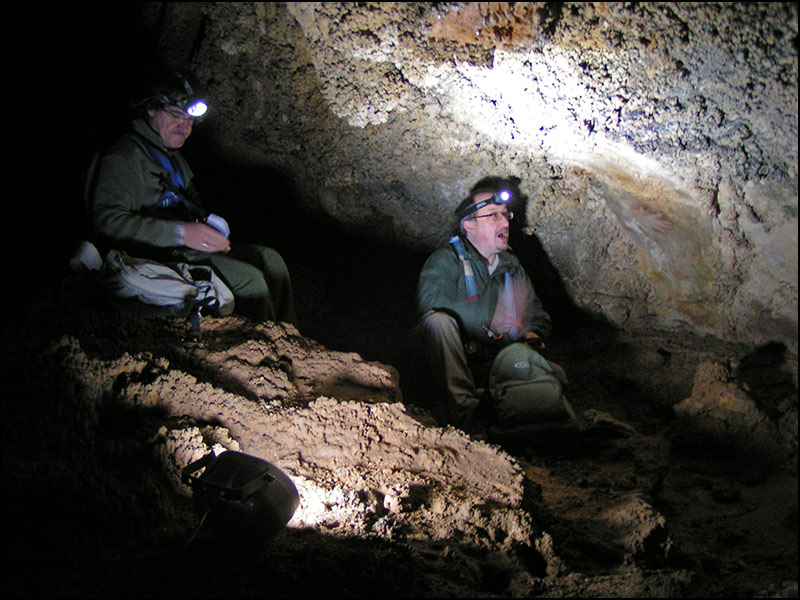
[71,242,235,333]
[101,248,235,318]
[487,342,579,446]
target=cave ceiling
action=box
[137,2,797,349]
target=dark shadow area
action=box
[735,342,797,421]
[508,206,599,338]
[5,5,163,306]
[184,135,431,398]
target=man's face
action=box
[148,105,194,149]
[463,192,511,260]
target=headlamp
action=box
[460,189,512,220]
[158,95,208,118]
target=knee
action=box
[417,310,464,348]
[419,310,458,333]
[232,262,270,296]
[255,246,291,279]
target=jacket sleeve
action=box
[519,272,552,341]
[91,141,182,250]
[489,262,552,343]
[416,248,495,341]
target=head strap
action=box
[459,190,511,220]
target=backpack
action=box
[100,248,235,331]
[487,342,579,445]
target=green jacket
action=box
[416,237,552,345]
[90,119,198,256]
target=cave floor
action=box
[280,226,799,597]
[2,225,797,598]
[3,307,795,598]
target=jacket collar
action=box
[132,118,171,152]
[457,235,514,273]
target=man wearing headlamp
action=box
[89,69,296,325]
[416,181,576,444]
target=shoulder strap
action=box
[132,133,186,190]
[131,133,206,218]
[449,236,478,302]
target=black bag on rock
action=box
[181,450,300,545]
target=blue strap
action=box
[142,144,186,190]
[449,236,477,301]
[137,137,205,216]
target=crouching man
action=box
[415,183,579,447]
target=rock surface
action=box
[47,325,532,548]
[2,284,796,597]
[674,359,798,463]
[2,3,798,598]
[132,2,798,350]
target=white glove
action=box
[205,213,230,238]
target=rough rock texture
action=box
[3,3,798,598]
[45,320,534,553]
[140,2,797,350]
[3,283,796,597]
[674,359,798,463]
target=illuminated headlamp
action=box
[460,189,512,220]
[158,95,208,118]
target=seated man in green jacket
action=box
[416,182,577,444]
[89,69,296,325]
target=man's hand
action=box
[183,222,231,253]
[524,331,545,350]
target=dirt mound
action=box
[2,284,796,597]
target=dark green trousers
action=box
[175,242,297,326]
[415,310,488,432]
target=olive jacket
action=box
[90,119,197,256]
[416,236,552,347]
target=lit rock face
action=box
[147,2,797,349]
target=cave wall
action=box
[138,2,796,349]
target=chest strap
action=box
[450,236,521,340]
[134,134,205,218]
[449,236,478,302]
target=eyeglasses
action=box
[471,210,513,223]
